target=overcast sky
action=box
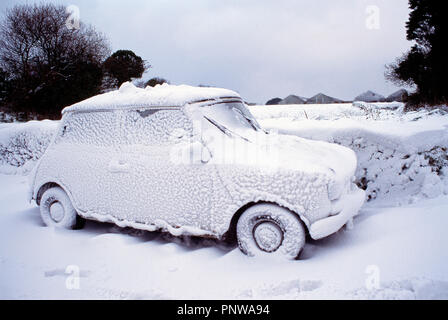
[1,0,412,103]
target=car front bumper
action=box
[309,186,365,240]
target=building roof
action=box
[307,93,343,104]
[278,95,306,105]
[62,82,241,114]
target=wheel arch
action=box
[35,181,74,207]
[36,182,60,205]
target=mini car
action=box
[29,82,365,259]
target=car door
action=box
[50,110,118,217]
[107,107,219,233]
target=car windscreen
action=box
[201,101,261,139]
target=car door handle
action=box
[108,159,130,173]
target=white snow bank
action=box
[249,103,448,205]
[250,102,448,122]
[0,120,59,174]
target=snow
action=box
[0,120,59,175]
[63,82,241,114]
[28,91,362,242]
[2,101,447,208]
[1,99,448,299]
[39,186,80,229]
[236,203,307,259]
[1,174,447,299]
[310,187,365,239]
[249,102,448,205]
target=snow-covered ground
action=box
[1,101,448,299]
[1,173,448,299]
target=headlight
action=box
[327,180,343,201]
[328,177,353,201]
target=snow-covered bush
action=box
[255,103,448,205]
[336,138,448,204]
[0,111,17,123]
[0,120,58,174]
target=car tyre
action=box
[40,187,84,229]
[237,203,306,259]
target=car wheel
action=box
[236,203,306,259]
[40,187,84,229]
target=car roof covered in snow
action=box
[62,82,241,114]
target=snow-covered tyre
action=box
[236,204,306,259]
[40,187,84,229]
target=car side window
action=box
[57,111,117,146]
[122,108,193,145]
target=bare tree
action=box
[0,3,110,116]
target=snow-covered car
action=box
[29,82,365,259]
